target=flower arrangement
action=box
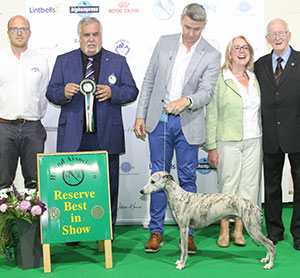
[0,185,47,259]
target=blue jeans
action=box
[0,121,46,189]
[148,113,198,235]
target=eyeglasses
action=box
[8,27,30,33]
[232,45,249,52]
[267,31,289,39]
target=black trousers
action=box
[263,148,300,240]
[79,132,119,226]
[0,121,46,189]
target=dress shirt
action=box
[81,49,102,83]
[165,35,201,105]
[0,47,49,120]
[223,69,262,140]
[272,45,291,72]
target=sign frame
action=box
[37,151,113,272]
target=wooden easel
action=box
[41,240,113,273]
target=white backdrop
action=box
[15,0,292,226]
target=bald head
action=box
[7,15,31,51]
[266,18,289,35]
[8,15,30,31]
[265,18,291,56]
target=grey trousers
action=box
[0,121,46,189]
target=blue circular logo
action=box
[121,162,133,173]
[197,158,212,175]
[153,0,175,20]
[77,1,93,18]
[238,1,251,13]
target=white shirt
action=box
[223,69,262,140]
[165,36,201,105]
[0,47,49,120]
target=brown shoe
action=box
[179,234,197,254]
[188,234,197,254]
[145,232,163,253]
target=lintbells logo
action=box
[29,5,58,13]
[70,1,100,18]
[108,2,139,14]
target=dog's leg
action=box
[175,227,189,270]
[244,220,276,269]
[257,235,276,269]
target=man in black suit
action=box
[254,18,300,250]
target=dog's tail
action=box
[252,239,261,247]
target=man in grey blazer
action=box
[134,3,220,253]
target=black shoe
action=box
[267,234,284,245]
[66,241,80,246]
[294,239,300,250]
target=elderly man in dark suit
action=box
[46,17,138,239]
[254,18,300,250]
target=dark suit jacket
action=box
[46,48,138,154]
[254,47,300,154]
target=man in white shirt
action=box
[134,4,220,254]
[0,15,49,190]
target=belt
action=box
[0,118,34,124]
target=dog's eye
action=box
[151,180,155,184]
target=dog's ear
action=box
[163,174,174,181]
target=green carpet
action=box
[1,204,300,277]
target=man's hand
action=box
[95,85,112,102]
[165,97,190,115]
[64,83,79,99]
[134,118,146,140]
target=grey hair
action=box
[77,17,103,37]
[266,18,289,35]
[181,3,207,22]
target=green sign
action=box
[38,151,112,244]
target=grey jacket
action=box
[136,33,221,145]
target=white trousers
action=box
[217,137,262,205]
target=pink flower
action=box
[35,201,47,213]
[20,200,31,211]
[31,205,42,216]
[0,203,8,213]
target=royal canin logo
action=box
[108,2,139,14]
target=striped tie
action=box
[85,57,95,80]
[84,57,95,133]
[274,57,283,85]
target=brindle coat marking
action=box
[140,171,276,270]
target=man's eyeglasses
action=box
[9,27,30,33]
[267,31,289,39]
[232,45,249,52]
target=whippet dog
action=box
[140,171,276,270]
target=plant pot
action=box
[14,219,43,270]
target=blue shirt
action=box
[272,46,291,72]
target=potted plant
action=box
[0,185,47,269]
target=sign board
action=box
[38,151,112,244]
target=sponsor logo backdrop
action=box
[23,0,276,226]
